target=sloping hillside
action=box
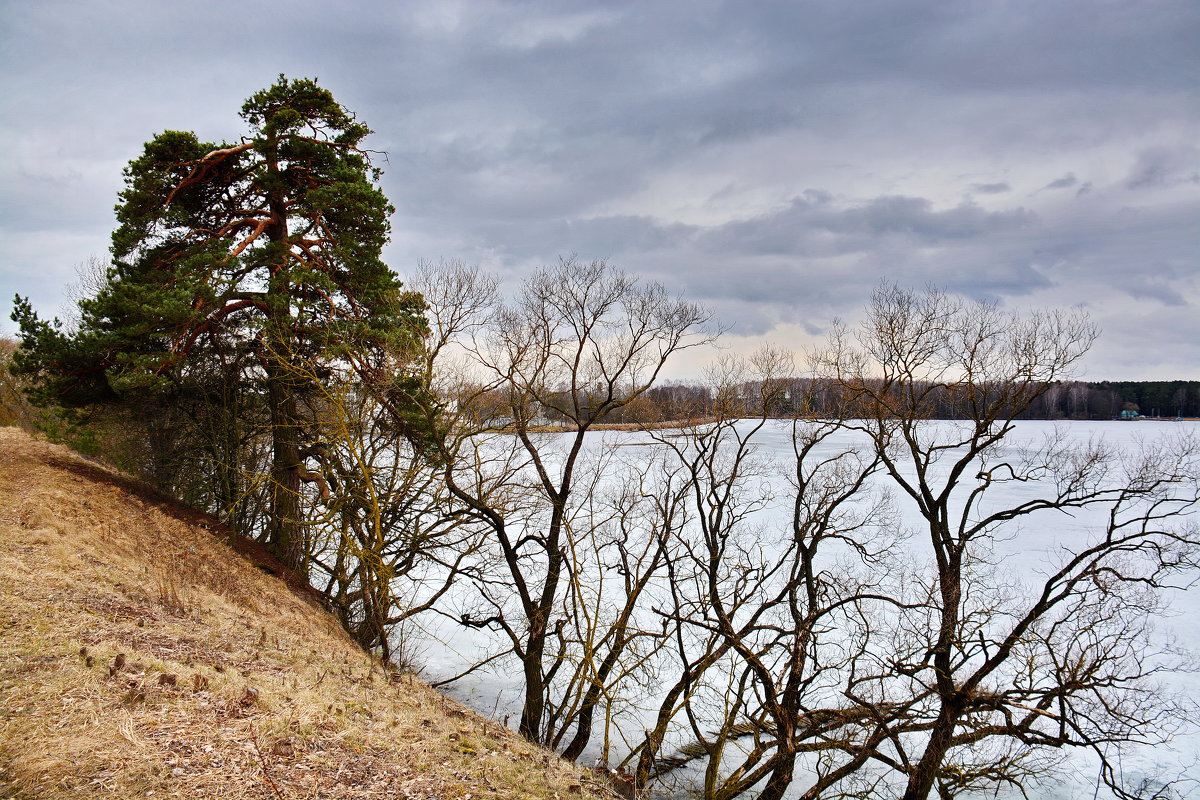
[0,427,611,799]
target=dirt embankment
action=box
[0,427,611,800]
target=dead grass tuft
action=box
[0,427,616,800]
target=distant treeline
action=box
[520,380,1200,425]
[1079,380,1200,418]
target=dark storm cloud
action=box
[1,0,1197,377]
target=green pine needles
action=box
[11,76,430,574]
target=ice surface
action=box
[404,420,1200,799]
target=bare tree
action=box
[613,288,1198,800]
[624,347,903,800]
[351,274,1196,800]
[805,285,1200,799]
[426,257,712,757]
[289,356,480,662]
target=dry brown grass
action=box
[0,427,614,800]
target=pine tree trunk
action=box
[261,143,307,576]
[266,357,306,576]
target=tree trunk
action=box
[758,753,796,800]
[902,525,962,800]
[266,357,306,576]
[261,142,307,576]
[518,611,547,740]
[518,495,567,743]
[901,699,964,800]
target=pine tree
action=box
[12,76,428,574]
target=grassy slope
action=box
[0,427,612,800]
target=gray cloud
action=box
[971,183,1011,194]
[696,195,1036,260]
[824,197,1034,241]
[1,0,1197,378]
[1126,145,1200,190]
[1125,281,1188,307]
[1044,173,1078,190]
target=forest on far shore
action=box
[557,378,1200,426]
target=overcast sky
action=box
[2,0,1197,379]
